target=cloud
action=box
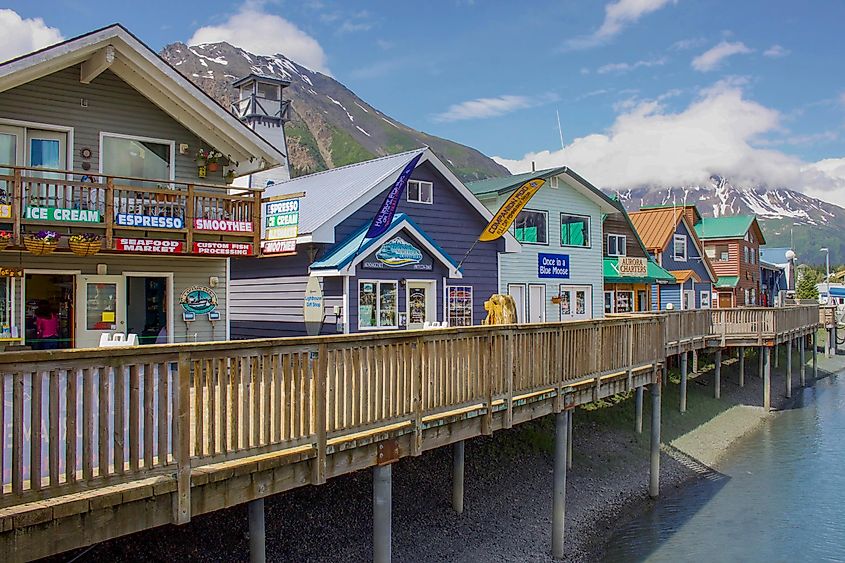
[0,9,63,63]
[692,41,753,72]
[670,37,706,51]
[432,93,559,123]
[188,1,331,74]
[763,44,790,58]
[597,56,667,74]
[564,0,677,50]
[492,80,845,207]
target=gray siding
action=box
[0,65,226,185]
[230,275,343,325]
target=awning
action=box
[603,257,675,284]
[671,269,701,284]
[714,275,740,288]
[310,213,462,278]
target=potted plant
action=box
[224,169,236,184]
[24,230,60,256]
[68,232,102,257]
[196,148,210,178]
[0,231,10,252]
[206,150,223,172]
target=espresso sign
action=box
[617,257,647,277]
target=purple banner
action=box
[365,152,423,239]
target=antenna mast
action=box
[556,109,565,150]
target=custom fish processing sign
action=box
[180,285,218,315]
[24,206,100,223]
[616,256,647,277]
[538,253,570,279]
[303,276,324,336]
[363,236,433,271]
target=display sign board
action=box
[193,218,253,232]
[180,286,218,315]
[616,256,648,277]
[24,206,100,223]
[363,236,433,271]
[303,276,324,336]
[261,239,296,255]
[116,213,184,229]
[193,241,253,256]
[538,253,570,279]
[115,238,184,253]
[261,195,300,255]
[0,204,11,219]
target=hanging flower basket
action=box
[0,231,11,252]
[69,233,102,257]
[24,230,60,256]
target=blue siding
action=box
[659,220,714,284]
[652,284,681,310]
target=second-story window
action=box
[407,180,433,204]
[515,209,548,244]
[560,214,590,247]
[607,234,626,256]
[673,234,688,261]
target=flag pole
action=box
[456,238,481,271]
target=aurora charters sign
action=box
[616,257,648,277]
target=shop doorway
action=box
[126,275,171,344]
[75,275,124,348]
[406,280,435,330]
[508,284,526,323]
[24,273,75,349]
[683,290,696,310]
[718,292,733,308]
[559,285,592,321]
[528,284,546,323]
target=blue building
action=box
[229,148,519,337]
[629,206,717,310]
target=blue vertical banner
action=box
[365,152,424,239]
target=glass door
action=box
[75,275,125,348]
[559,285,592,321]
[0,126,24,216]
[26,129,67,209]
[406,281,435,330]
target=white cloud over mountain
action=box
[493,80,845,207]
[565,0,677,50]
[188,1,331,75]
[692,40,753,71]
[0,9,63,63]
[433,93,559,123]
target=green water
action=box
[603,372,845,562]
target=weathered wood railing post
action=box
[12,168,22,245]
[505,330,514,429]
[105,177,115,250]
[186,184,195,252]
[174,352,192,525]
[411,337,423,456]
[312,344,327,485]
[714,348,722,399]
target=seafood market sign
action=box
[363,237,432,271]
[180,286,218,315]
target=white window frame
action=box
[560,213,591,248]
[0,118,74,171]
[446,285,473,327]
[607,234,627,257]
[673,234,688,261]
[358,280,399,330]
[514,208,549,245]
[604,290,615,314]
[99,131,176,182]
[699,290,711,309]
[406,179,433,204]
[615,290,634,313]
[549,175,559,189]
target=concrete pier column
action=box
[552,411,569,559]
[714,349,722,399]
[692,350,699,373]
[763,347,772,412]
[800,337,806,387]
[373,464,392,563]
[566,409,573,470]
[635,386,644,434]
[680,352,688,413]
[813,332,819,380]
[738,346,745,387]
[774,343,779,368]
[828,328,834,358]
[649,381,662,499]
[786,339,793,399]
[248,499,266,563]
[452,441,465,514]
[758,346,764,379]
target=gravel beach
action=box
[56,345,830,563]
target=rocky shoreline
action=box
[58,346,826,563]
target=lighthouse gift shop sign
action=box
[24,206,101,223]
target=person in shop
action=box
[34,301,61,350]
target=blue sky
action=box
[3,0,845,203]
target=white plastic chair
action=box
[98,333,139,347]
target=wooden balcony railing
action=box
[0,166,262,256]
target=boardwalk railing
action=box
[0,317,663,513]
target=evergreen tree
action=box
[796,269,821,300]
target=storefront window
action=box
[514,209,548,244]
[615,291,634,313]
[0,277,11,335]
[359,281,398,329]
[447,286,473,327]
[560,214,590,247]
[637,290,648,311]
[102,134,173,186]
[604,291,614,314]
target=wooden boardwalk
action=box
[0,306,819,561]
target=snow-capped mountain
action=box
[160,41,508,181]
[611,176,845,265]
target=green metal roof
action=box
[714,275,740,288]
[694,215,755,240]
[603,257,676,284]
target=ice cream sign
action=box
[24,206,101,223]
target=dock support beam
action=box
[566,409,573,470]
[774,344,779,368]
[738,347,745,387]
[373,464,392,563]
[635,386,644,434]
[813,332,818,380]
[763,347,771,412]
[552,411,569,559]
[828,327,834,358]
[786,339,793,399]
[800,337,806,387]
[758,347,764,379]
[714,349,722,399]
[649,381,661,499]
[680,352,688,413]
[248,499,266,563]
[452,441,465,514]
